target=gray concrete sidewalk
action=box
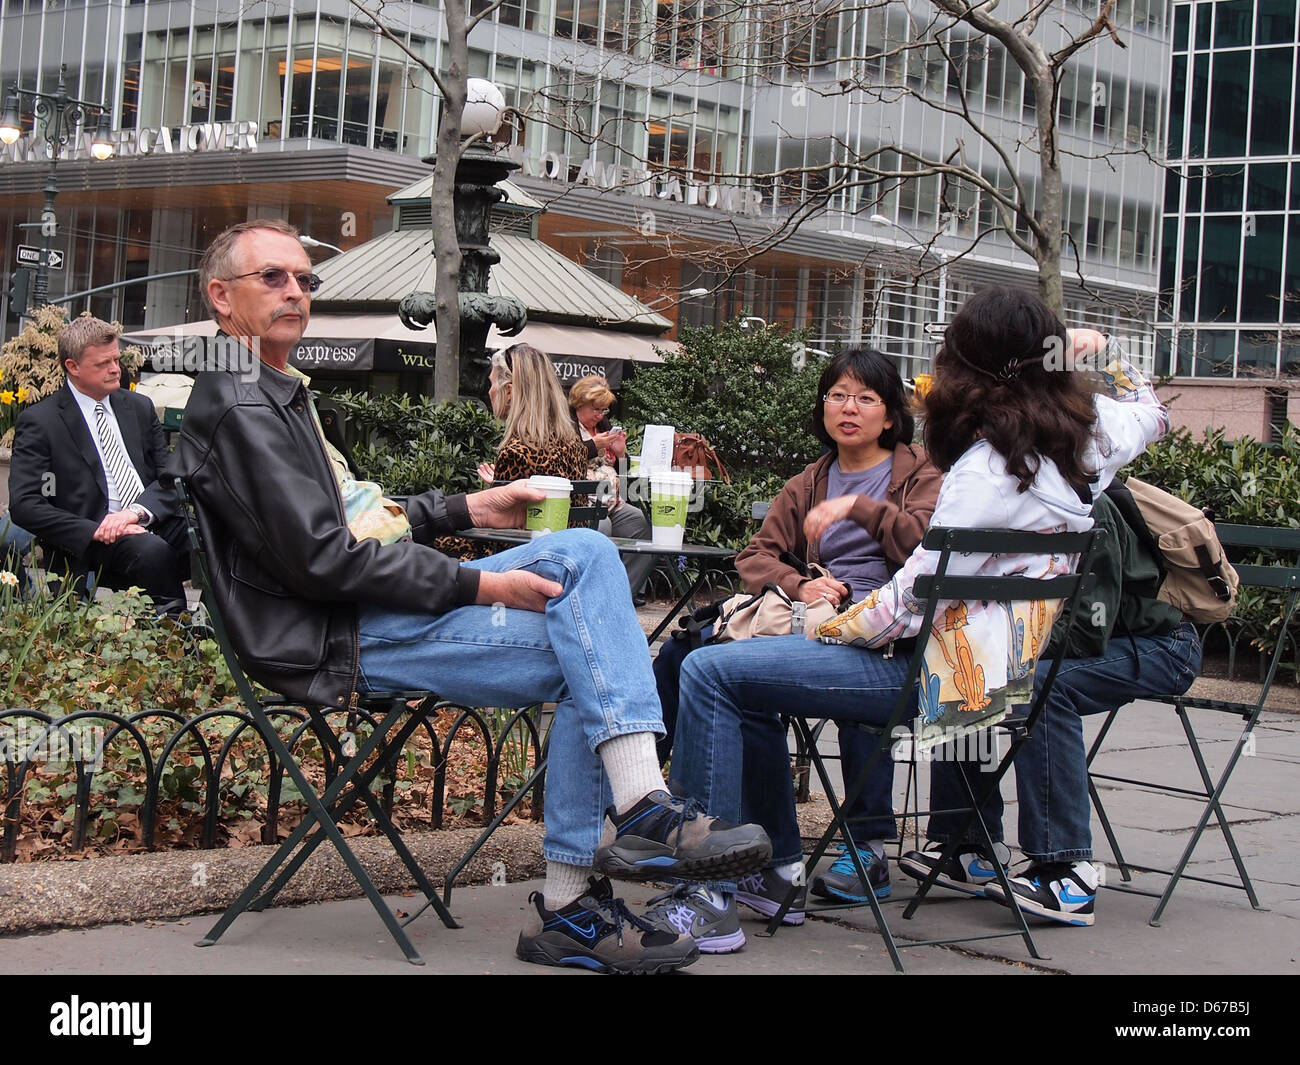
[1,698,1294,975]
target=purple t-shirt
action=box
[819,456,893,602]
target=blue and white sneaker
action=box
[811,846,892,902]
[898,841,1011,897]
[984,861,1098,926]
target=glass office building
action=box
[1,0,1168,375]
[1159,0,1299,437]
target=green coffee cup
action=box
[525,476,572,537]
[650,470,693,548]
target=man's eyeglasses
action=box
[823,391,885,408]
[223,268,322,293]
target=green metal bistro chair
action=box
[1087,522,1300,925]
[175,479,461,965]
[761,526,1104,972]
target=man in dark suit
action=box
[8,315,188,614]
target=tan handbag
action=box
[713,564,841,642]
[672,432,730,483]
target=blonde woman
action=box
[479,344,589,487]
[480,349,652,598]
[568,374,628,465]
[568,374,653,600]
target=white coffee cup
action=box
[525,475,572,537]
[650,470,693,549]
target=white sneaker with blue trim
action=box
[984,860,1098,926]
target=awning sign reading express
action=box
[549,355,624,390]
[290,339,375,371]
[284,340,625,386]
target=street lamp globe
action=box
[89,112,115,160]
[462,79,506,139]
[0,92,21,144]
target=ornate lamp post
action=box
[397,79,526,400]
[0,64,114,308]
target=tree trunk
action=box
[1033,69,1066,317]
[430,0,468,401]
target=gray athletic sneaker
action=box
[735,866,806,925]
[595,790,772,881]
[515,876,699,974]
[642,885,746,954]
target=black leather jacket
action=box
[171,363,479,708]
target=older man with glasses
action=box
[171,218,770,974]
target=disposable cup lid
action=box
[527,475,572,493]
[651,470,694,490]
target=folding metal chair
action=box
[762,526,1103,972]
[1087,522,1300,925]
[175,480,463,965]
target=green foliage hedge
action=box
[621,318,825,481]
[325,391,501,496]
[1128,424,1300,530]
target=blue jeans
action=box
[654,627,889,833]
[669,634,911,871]
[355,528,664,868]
[926,622,1202,862]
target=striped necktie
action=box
[94,401,145,510]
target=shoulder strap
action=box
[1103,478,1166,582]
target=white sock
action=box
[543,861,592,911]
[774,860,803,881]
[597,732,664,812]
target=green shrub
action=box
[1128,424,1300,529]
[1,578,241,718]
[685,472,789,552]
[325,391,501,495]
[622,318,826,481]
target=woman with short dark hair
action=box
[650,345,941,932]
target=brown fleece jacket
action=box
[735,443,941,598]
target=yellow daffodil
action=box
[15,386,29,403]
[0,390,13,405]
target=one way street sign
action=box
[16,245,64,270]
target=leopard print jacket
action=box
[434,434,591,560]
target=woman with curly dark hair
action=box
[655,286,1169,954]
